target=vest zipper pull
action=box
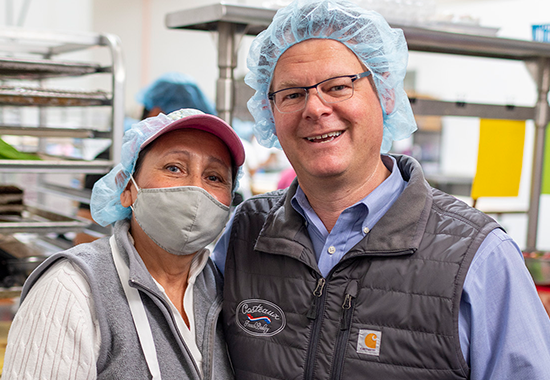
[340,280,358,331]
[307,278,326,320]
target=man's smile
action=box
[305,131,343,143]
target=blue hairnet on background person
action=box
[245,0,416,152]
[136,72,217,117]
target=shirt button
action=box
[328,246,336,254]
[363,227,370,234]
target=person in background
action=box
[212,0,550,379]
[276,167,296,190]
[3,109,244,379]
[74,72,218,245]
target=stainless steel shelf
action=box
[0,56,107,80]
[0,85,111,107]
[166,3,275,35]
[0,125,111,139]
[0,158,113,174]
[409,98,536,120]
[0,205,90,234]
[38,182,92,204]
[0,27,109,56]
[166,3,550,60]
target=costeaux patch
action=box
[236,299,286,337]
[357,329,382,356]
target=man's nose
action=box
[303,87,332,114]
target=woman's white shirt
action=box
[2,242,209,379]
[2,259,100,380]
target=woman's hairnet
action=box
[91,109,243,227]
[245,0,417,153]
[136,72,217,115]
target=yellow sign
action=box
[471,119,526,200]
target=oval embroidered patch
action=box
[236,299,286,337]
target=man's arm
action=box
[460,228,550,380]
[211,211,236,276]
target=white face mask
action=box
[129,176,230,256]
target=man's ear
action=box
[120,179,135,208]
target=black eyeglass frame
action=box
[268,70,372,113]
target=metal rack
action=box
[0,27,125,286]
[166,2,550,251]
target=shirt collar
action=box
[291,155,406,232]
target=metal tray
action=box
[0,85,111,107]
[0,205,90,234]
[0,157,113,174]
[0,56,106,80]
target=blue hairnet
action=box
[136,72,217,115]
[90,109,242,226]
[245,0,417,153]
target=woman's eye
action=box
[166,165,180,173]
[207,175,221,182]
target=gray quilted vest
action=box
[222,155,499,380]
[21,220,234,380]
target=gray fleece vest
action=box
[21,220,234,380]
[223,155,500,380]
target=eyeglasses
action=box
[268,71,372,114]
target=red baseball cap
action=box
[141,108,245,167]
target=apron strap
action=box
[110,235,162,380]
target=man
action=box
[213,0,550,379]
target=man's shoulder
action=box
[429,187,499,230]
[236,188,288,214]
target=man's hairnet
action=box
[136,72,217,115]
[245,0,417,152]
[90,109,242,227]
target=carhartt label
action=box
[357,329,381,356]
[236,299,286,337]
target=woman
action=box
[3,108,244,379]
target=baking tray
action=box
[0,85,111,106]
[0,157,113,174]
[0,56,106,80]
[0,205,90,234]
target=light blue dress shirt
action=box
[213,155,550,379]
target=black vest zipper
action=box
[307,277,326,319]
[304,277,326,380]
[330,280,358,380]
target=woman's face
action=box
[122,128,233,207]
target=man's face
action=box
[271,39,384,185]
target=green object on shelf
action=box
[0,138,41,160]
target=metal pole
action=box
[102,33,126,166]
[526,58,550,251]
[216,21,237,124]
